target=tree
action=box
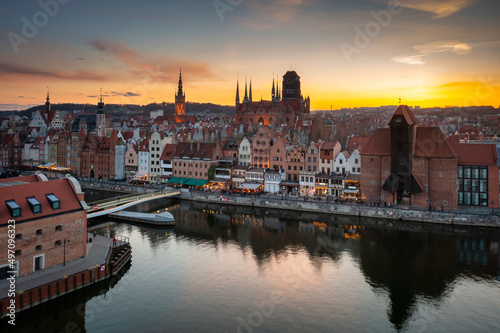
[208,164,215,180]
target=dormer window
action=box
[27,197,41,214]
[46,194,60,210]
[6,200,21,218]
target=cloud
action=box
[241,0,316,28]
[414,41,472,55]
[89,39,217,82]
[87,91,142,99]
[382,0,478,18]
[392,55,426,65]
[0,61,109,81]
[392,40,472,65]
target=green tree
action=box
[208,164,215,180]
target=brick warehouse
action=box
[361,106,459,209]
[0,173,87,279]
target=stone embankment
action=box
[181,190,500,228]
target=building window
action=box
[458,166,487,206]
[35,245,42,251]
[46,194,60,210]
[55,225,63,232]
[36,229,43,236]
[6,200,21,218]
[27,197,41,214]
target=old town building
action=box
[0,174,87,278]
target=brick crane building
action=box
[361,106,459,209]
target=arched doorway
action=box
[89,169,95,178]
[258,117,264,125]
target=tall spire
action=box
[244,76,248,102]
[45,86,50,112]
[272,74,275,98]
[97,88,104,114]
[277,79,280,101]
[177,68,184,97]
[249,77,253,102]
[235,74,240,104]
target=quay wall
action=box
[0,245,131,319]
[180,191,500,228]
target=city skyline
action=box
[1,0,499,111]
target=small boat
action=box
[109,211,175,227]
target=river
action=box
[2,193,500,332]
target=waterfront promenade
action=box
[0,234,126,298]
[181,190,500,227]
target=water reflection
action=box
[1,262,131,333]
[164,200,500,331]
[5,195,499,332]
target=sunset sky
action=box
[0,0,499,111]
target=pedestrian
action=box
[113,237,117,247]
[93,231,97,238]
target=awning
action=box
[184,178,208,187]
[242,183,262,190]
[134,171,148,179]
[344,188,359,194]
[38,162,56,168]
[211,178,230,183]
[167,177,189,185]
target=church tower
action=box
[96,89,106,137]
[175,68,185,116]
[282,71,301,100]
[45,87,51,112]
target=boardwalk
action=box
[0,234,125,298]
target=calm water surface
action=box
[3,197,500,333]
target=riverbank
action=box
[0,234,132,319]
[180,190,500,228]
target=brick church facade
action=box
[235,71,310,127]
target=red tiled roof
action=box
[360,129,391,156]
[0,175,40,184]
[160,143,176,160]
[391,105,418,126]
[451,142,498,166]
[0,178,84,224]
[414,127,458,158]
[347,136,370,152]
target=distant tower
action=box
[244,76,248,102]
[235,75,240,106]
[45,87,51,112]
[249,77,253,102]
[282,71,301,100]
[175,68,185,116]
[272,75,275,100]
[96,88,106,137]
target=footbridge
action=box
[87,190,181,219]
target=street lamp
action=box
[63,239,70,266]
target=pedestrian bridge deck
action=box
[87,190,180,218]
